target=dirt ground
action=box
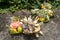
[0,9,60,40]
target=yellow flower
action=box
[39,18,45,22]
[10,28,18,34]
[41,4,46,9]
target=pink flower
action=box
[10,22,22,28]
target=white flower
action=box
[48,10,53,13]
[31,9,39,13]
[28,16,32,22]
[21,16,28,23]
[28,16,33,24]
[35,23,40,26]
[34,9,39,11]
[33,20,38,24]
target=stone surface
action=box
[0,9,60,40]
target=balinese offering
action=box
[31,2,54,22]
[8,2,54,38]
